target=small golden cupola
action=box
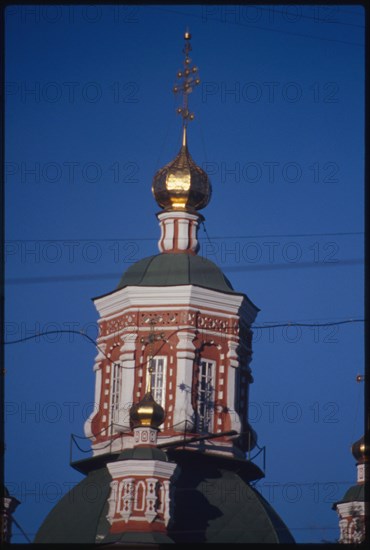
[129,354,166,436]
[130,391,165,430]
[152,31,212,254]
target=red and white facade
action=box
[106,425,177,536]
[157,211,202,254]
[334,436,368,544]
[84,212,258,459]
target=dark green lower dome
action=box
[116,253,236,293]
[332,483,365,509]
[34,451,294,544]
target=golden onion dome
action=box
[352,434,370,463]
[152,129,212,212]
[130,391,165,429]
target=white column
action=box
[163,218,174,251]
[106,480,118,524]
[227,340,241,433]
[173,331,196,431]
[157,211,201,253]
[145,478,158,522]
[117,332,137,431]
[84,344,106,439]
[121,479,135,522]
[162,480,171,526]
[178,219,189,250]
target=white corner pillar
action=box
[117,331,138,430]
[227,340,241,434]
[173,331,196,431]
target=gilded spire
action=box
[152,31,212,213]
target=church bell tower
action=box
[84,31,259,460]
[35,31,295,545]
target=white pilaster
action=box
[106,480,118,524]
[227,339,241,433]
[116,332,138,431]
[84,344,106,439]
[173,331,196,431]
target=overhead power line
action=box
[5,258,364,285]
[4,319,365,369]
[147,6,364,47]
[5,231,364,242]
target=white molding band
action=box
[94,285,248,318]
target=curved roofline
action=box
[92,253,260,313]
[94,282,250,303]
[35,450,294,544]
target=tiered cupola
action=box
[1,485,20,543]
[333,430,369,543]
[84,31,259,461]
[104,386,178,541]
[152,31,211,255]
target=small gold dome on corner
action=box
[352,434,370,463]
[130,392,165,429]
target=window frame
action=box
[148,356,167,409]
[110,362,122,433]
[196,359,215,433]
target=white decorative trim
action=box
[173,354,194,431]
[157,211,201,253]
[134,426,158,446]
[94,343,107,366]
[107,459,177,480]
[94,285,249,318]
[336,502,366,543]
[177,331,197,351]
[227,340,239,368]
[336,501,365,518]
[178,219,189,251]
[121,478,135,522]
[145,478,158,522]
[84,362,103,439]
[120,332,138,352]
[227,364,241,434]
[357,463,368,483]
[106,480,118,524]
[163,218,174,251]
[98,304,241,326]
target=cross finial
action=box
[173,29,201,146]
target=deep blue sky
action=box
[4,4,365,543]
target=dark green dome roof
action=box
[34,452,294,544]
[117,253,236,293]
[118,446,168,462]
[333,483,365,509]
